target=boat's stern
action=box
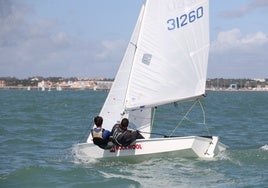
[192,136,228,158]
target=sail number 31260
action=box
[167,6,204,31]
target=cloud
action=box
[211,28,268,52]
[209,29,268,78]
[95,40,126,61]
[0,0,127,78]
[220,0,268,18]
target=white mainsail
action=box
[125,0,210,110]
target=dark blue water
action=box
[0,90,267,187]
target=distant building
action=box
[0,80,6,87]
[227,84,238,90]
[254,78,265,82]
[37,80,52,90]
[95,81,113,91]
[31,77,40,81]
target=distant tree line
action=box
[206,78,268,89]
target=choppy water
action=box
[0,90,267,188]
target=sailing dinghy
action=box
[76,0,227,159]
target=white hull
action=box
[75,136,227,159]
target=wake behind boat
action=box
[76,0,227,159]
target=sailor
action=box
[91,116,113,149]
[111,118,144,147]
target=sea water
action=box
[0,90,267,188]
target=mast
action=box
[98,4,145,129]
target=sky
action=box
[0,0,268,79]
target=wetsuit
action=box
[112,124,144,147]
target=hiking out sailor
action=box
[111,118,144,147]
[91,116,113,149]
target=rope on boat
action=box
[198,100,211,136]
[168,99,211,137]
[168,100,199,136]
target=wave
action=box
[71,144,99,164]
[260,145,268,151]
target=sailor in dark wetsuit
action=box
[111,118,144,147]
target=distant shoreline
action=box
[1,86,267,92]
[1,77,268,91]
[0,86,109,91]
[206,88,268,92]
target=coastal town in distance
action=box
[0,77,268,91]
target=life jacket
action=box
[91,128,109,148]
[91,128,103,139]
[91,128,113,149]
